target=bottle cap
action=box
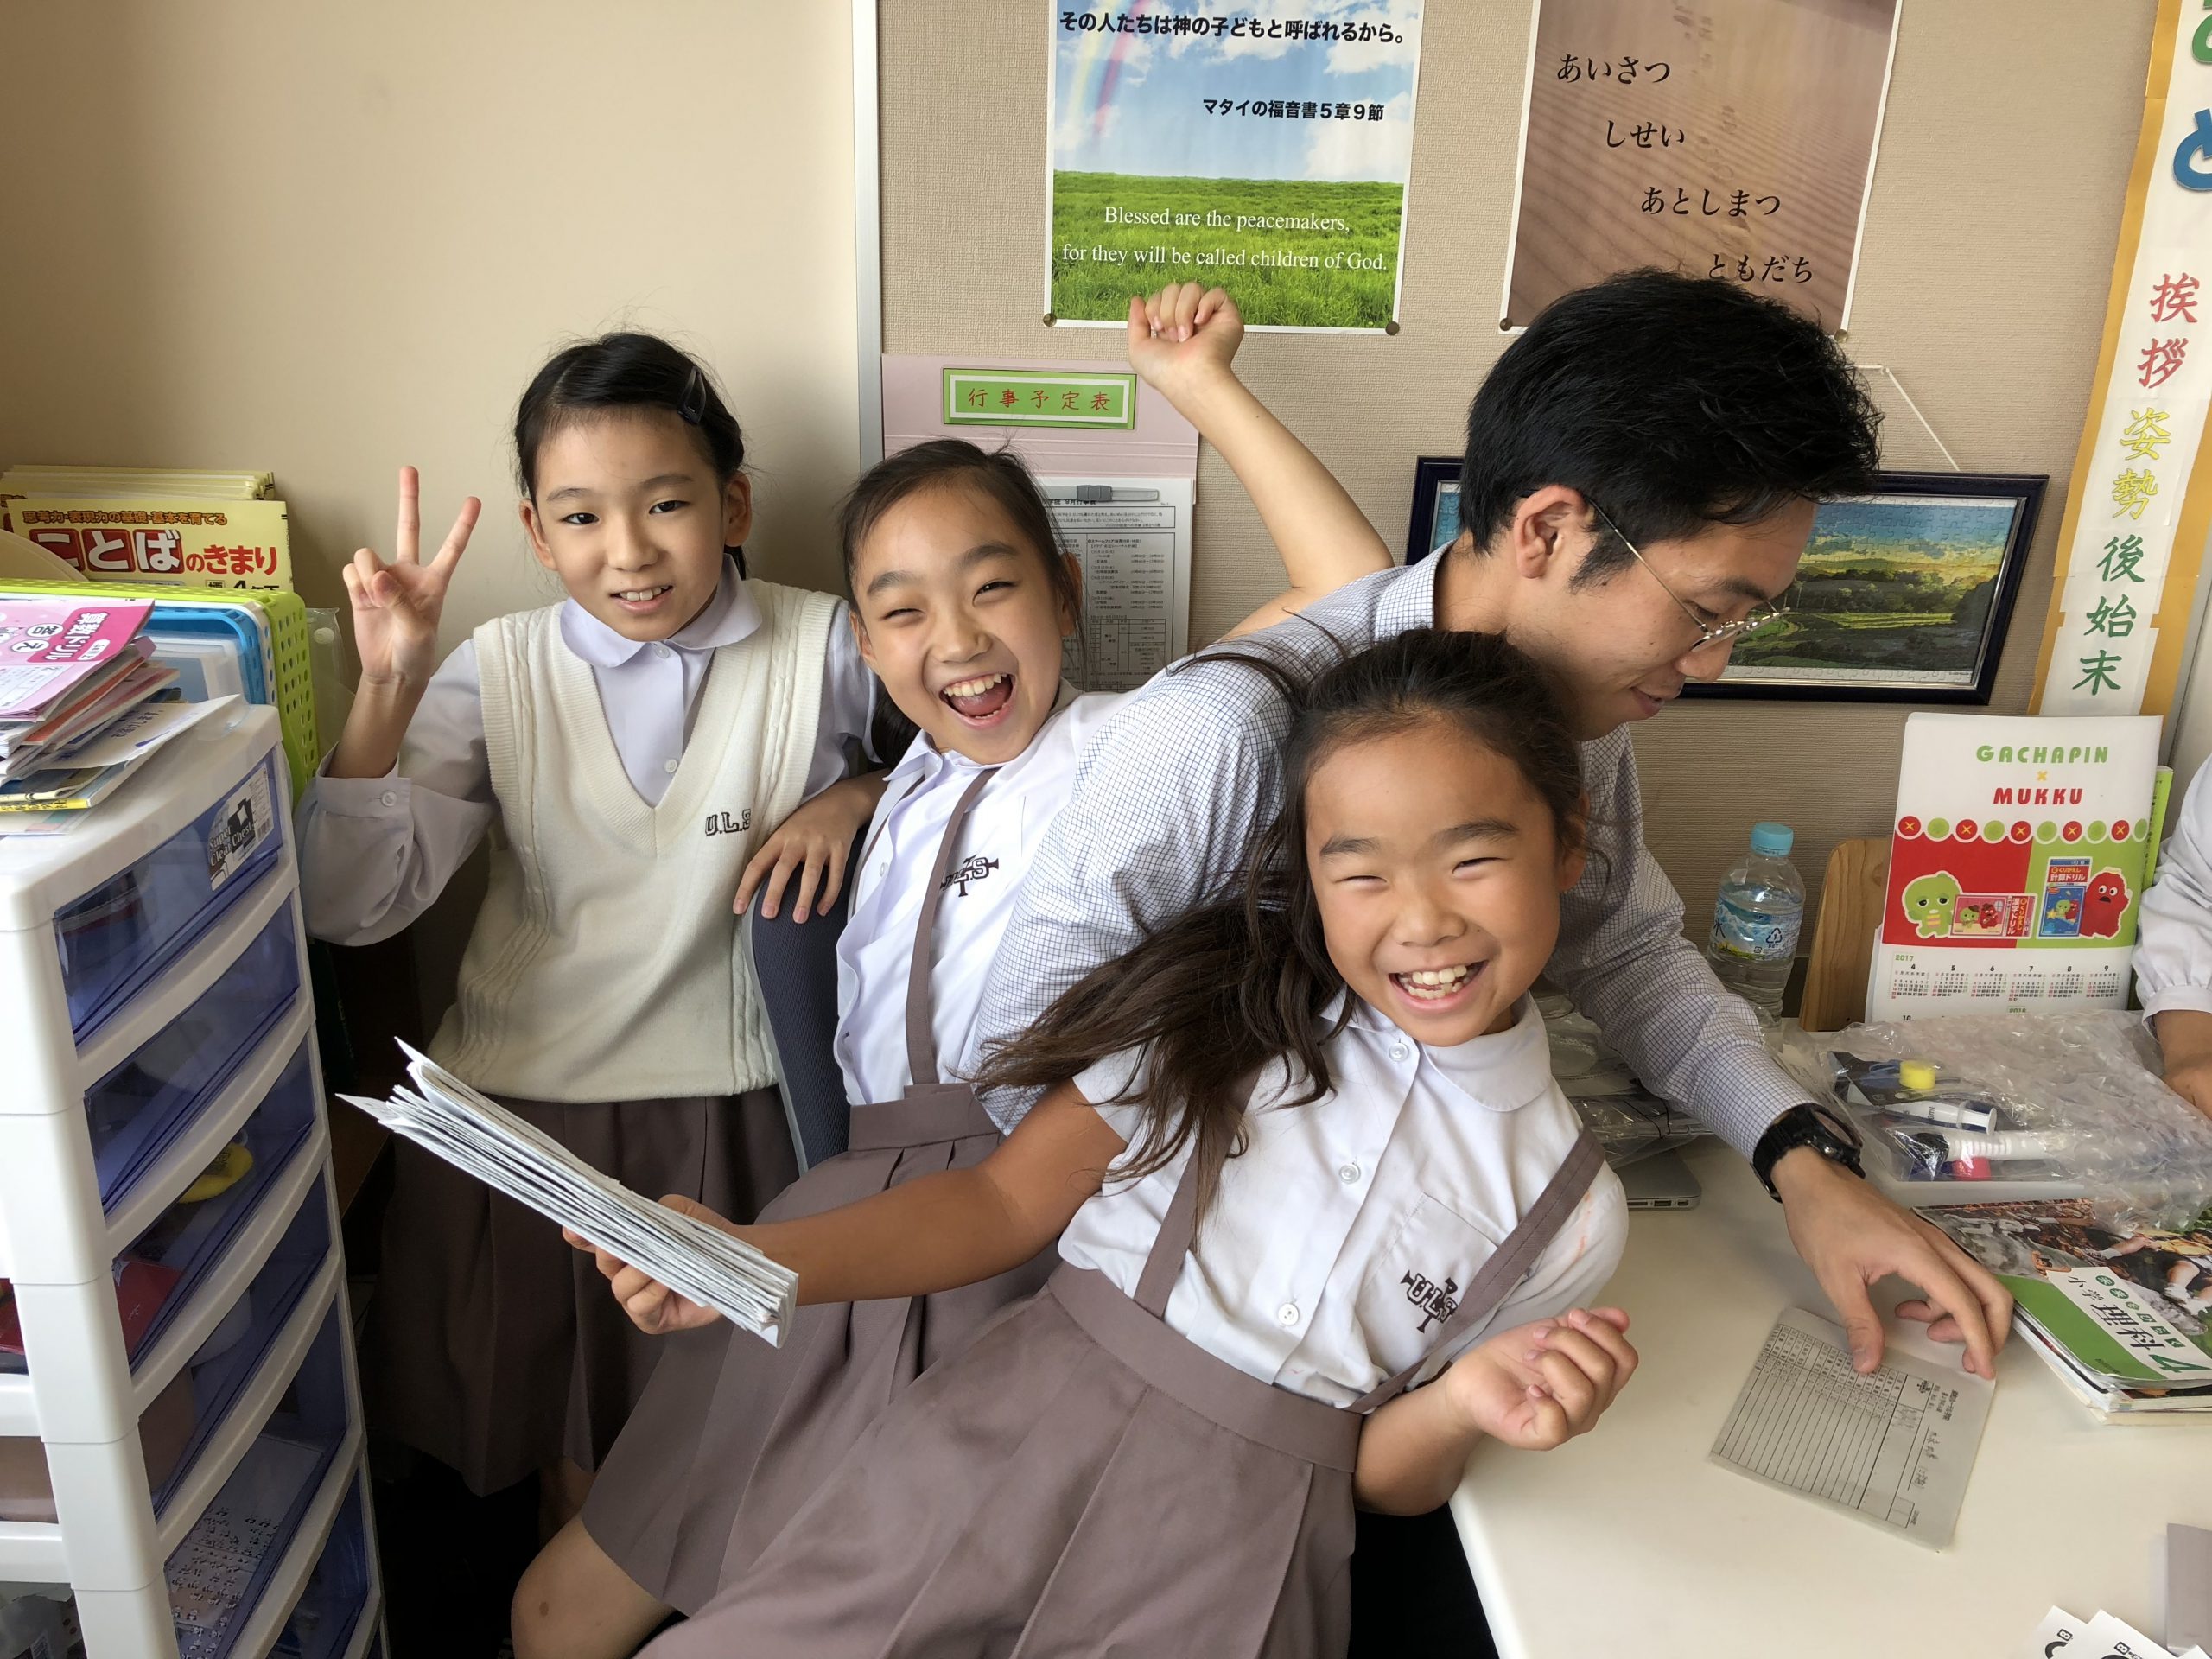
[1897,1060,1938,1092]
[1750,822,1794,856]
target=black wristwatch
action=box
[1751,1103,1865,1202]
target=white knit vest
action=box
[429,580,836,1102]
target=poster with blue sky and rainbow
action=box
[1047,2,1424,332]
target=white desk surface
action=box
[1451,1137,2212,1656]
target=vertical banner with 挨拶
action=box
[2033,0,2212,720]
[1502,0,1899,332]
[1046,3,1424,334]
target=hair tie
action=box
[678,365,706,426]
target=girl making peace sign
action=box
[297,334,883,1523]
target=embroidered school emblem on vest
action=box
[704,810,753,836]
[1402,1271,1459,1333]
[941,854,1000,896]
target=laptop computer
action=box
[1618,1148,1702,1211]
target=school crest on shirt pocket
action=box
[1355,1194,1504,1373]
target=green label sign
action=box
[943,368,1136,429]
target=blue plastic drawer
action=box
[54,749,285,1043]
[272,1471,371,1659]
[119,1040,320,1370]
[83,896,302,1211]
[0,1041,314,1387]
[166,1302,349,1659]
[151,1176,334,1520]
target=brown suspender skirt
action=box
[643,1127,1606,1659]
[360,1084,796,1497]
[582,766,1057,1611]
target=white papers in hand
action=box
[342,1044,797,1344]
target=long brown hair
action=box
[972,627,1586,1218]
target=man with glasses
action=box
[975,270,2011,1603]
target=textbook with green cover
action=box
[1927,1199,2212,1397]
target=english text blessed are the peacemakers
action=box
[1103,206,1354,233]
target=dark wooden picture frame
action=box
[1685,470,2044,705]
[1404,456,1465,567]
[1407,462,2044,706]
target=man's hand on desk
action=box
[1771,1149,2013,1381]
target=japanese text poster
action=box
[2034,0,2212,719]
[1502,0,1898,331]
[1046,3,1424,334]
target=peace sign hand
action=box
[341,467,480,690]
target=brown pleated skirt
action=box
[359,1086,798,1497]
[582,1086,1055,1614]
[643,1264,1362,1659]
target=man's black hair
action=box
[1459,269,1881,586]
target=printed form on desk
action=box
[1711,1306,1993,1549]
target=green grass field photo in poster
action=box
[1047,5,1424,334]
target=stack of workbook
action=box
[1929,1198,2212,1420]
[0,464,293,592]
[0,595,228,834]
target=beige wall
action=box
[0,1,860,636]
[880,0,2158,932]
[0,0,860,1036]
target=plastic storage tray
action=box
[148,1177,333,1520]
[84,895,302,1213]
[163,1299,350,1659]
[0,1034,318,1382]
[54,751,286,1044]
[270,1470,371,1659]
[0,582,315,799]
[0,1171,329,1530]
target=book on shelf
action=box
[1,464,291,593]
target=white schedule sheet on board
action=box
[1710,1306,1993,1549]
[1042,474,1194,693]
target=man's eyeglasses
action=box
[1588,503,1790,652]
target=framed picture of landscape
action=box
[1682,471,2046,705]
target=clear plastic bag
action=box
[1777,1011,2212,1233]
[1539,993,1707,1168]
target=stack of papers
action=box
[2029,1600,2208,1658]
[0,596,219,834]
[1,464,276,499]
[342,1046,798,1344]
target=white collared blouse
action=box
[1057,996,1629,1407]
[834,685,1128,1102]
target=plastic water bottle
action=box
[1706,823,1805,1027]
